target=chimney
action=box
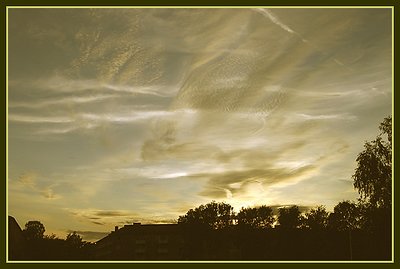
[115,226,119,232]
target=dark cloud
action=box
[268,204,314,215]
[93,210,132,217]
[67,230,109,241]
[67,209,138,226]
[90,221,105,226]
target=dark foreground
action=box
[10,223,391,261]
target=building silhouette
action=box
[8,216,26,260]
[7,216,391,261]
[94,223,185,260]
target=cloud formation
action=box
[198,165,316,199]
[11,172,62,200]
[253,8,296,34]
[7,8,392,239]
[67,230,109,241]
[66,208,137,226]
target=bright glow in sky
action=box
[7,8,392,241]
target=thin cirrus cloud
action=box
[252,8,296,35]
[9,76,177,104]
[66,207,176,228]
[8,94,117,109]
[294,113,358,121]
[10,110,198,136]
[66,208,137,226]
[7,8,392,239]
[8,114,74,124]
[67,230,109,241]
[9,172,62,201]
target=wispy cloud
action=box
[66,230,108,241]
[154,172,188,179]
[197,165,316,199]
[8,8,391,239]
[41,188,60,200]
[66,208,137,226]
[9,94,117,109]
[15,172,37,188]
[252,8,356,70]
[294,113,357,121]
[10,110,191,135]
[253,8,295,34]
[9,76,178,104]
[10,172,62,200]
[79,111,175,123]
[9,114,74,124]
[66,208,176,228]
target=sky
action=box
[7,8,392,241]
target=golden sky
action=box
[8,7,392,241]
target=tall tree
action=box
[352,116,392,209]
[237,205,275,229]
[178,201,235,229]
[304,205,329,230]
[23,220,45,240]
[327,201,361,231]
[277,205,303,229]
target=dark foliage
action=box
[304,205,329,230]
[353,116,392,209]
[237,205,275,229]
[177,201,235,229]
[23,221,45,241]
[277,205,303,229]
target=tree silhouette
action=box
[305,205,329,230]
[66,231,84,249]
[277,206,303,229]
[237,205,275,229]
[44,233,58,240]
[178,201,235,229]
[357,199,391,234]
[23,221,45,241]
[352,116,392,209]
[327,201,361,231]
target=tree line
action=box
[178,200,388,232]
[178,116,392,233]
[15,220,94,260]
[175,116,391,260]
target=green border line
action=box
[5,6,8,264]
[391,6,395,262]
[3,6,396,8]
